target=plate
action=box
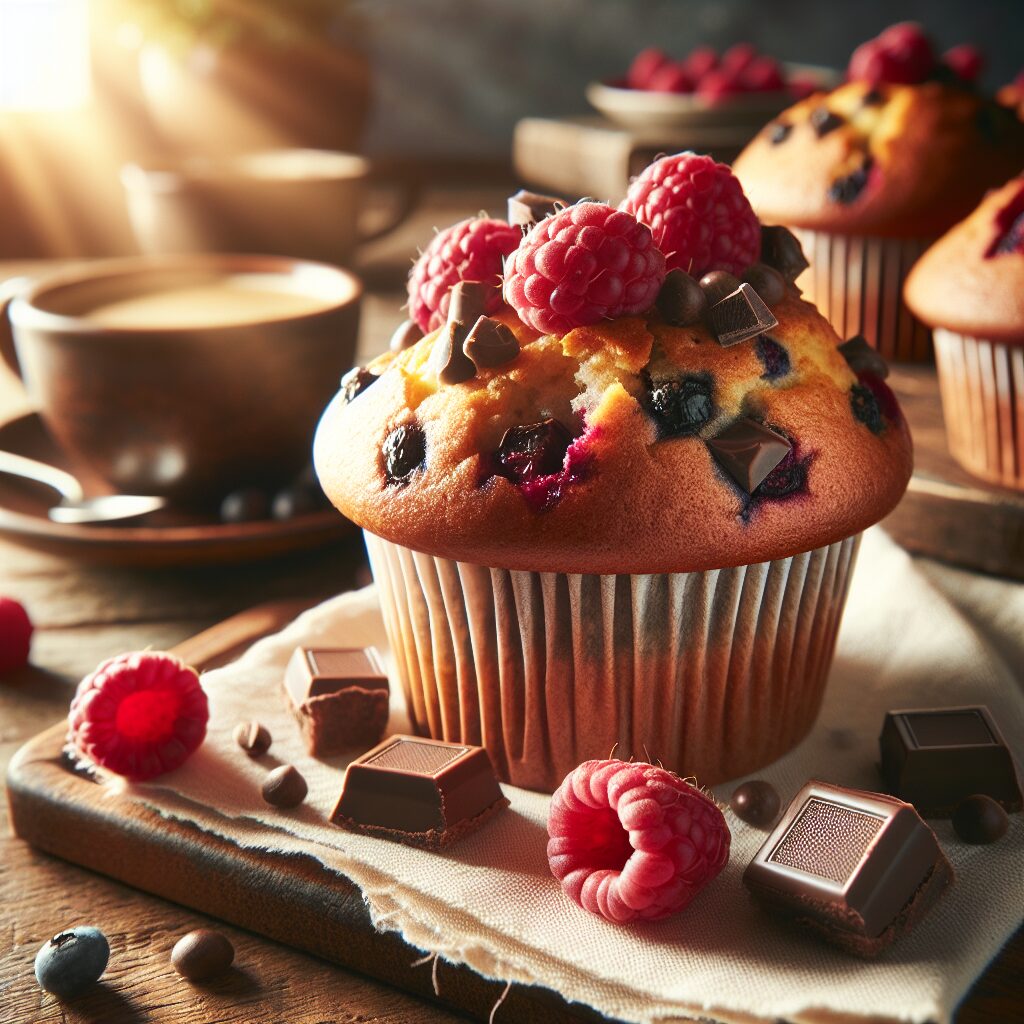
[0,413,354,566]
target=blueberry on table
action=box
[34,926,110,1000]
[648,376,714,437]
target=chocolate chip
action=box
[657,269,707,326]
[706,283,779,348]
[838,335,890,378]
[389,319,423,353]
[755,335,790,379]
[233,720,271,757]
[741,263,786,307]
[495,419,572,485]
[435,320,477,384]
[850,382,884,434]
[382,423,426,485]
[171,930,235,981]
[707,417,792,494]
[648,376,714,437]
[810,106,844,137]
[698,270,742,306]
[759,226,809,283]
[463,315,520,369]
[507,189,564,228]
[768,122,792,145]
[861,86,885,107]
[828,157,874,205]
[340,366,378,405]
[952,795,1009,844]
[261,765,308,808]
[730,780,781,828]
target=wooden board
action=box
[885,367,1024,580]
[5,602,1022,1024]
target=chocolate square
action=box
[707,417,792,494]
[706,283,778,347]
[283,647,389,758]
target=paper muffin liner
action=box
[365,531,861,793]
[791,229,934,363]
[933,328,1024,491]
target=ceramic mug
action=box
[0,254,361,504]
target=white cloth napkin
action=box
[123,526,1023,1024]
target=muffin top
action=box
[904,176,1024,343]
[315,154,912,575]
[733,24,1024,238]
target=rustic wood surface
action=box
[1,187,1021,1024]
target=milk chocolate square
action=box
[283,647,389,758]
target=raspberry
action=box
[547,758,730,922]
[648,62,693,94]
[742,56,785,92]
[683,46,718,82]
[0,597,33,676]
[627,47,671,90]
[696,68,745,104]
[68,651,208,781]
[407,217,520,334]
[720,43,758,76]
[620,153,761,278]
[943,44,984,84]
[848,23,935,85]
[503,202,665,335]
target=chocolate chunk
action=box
[495,419,573,484]
[707,417,791,493]
[768,122,792,145]
[171,930,235,981]
[389,318,423,353]
[828,157,874,205]
[759,226,809,283]
[810,106,844,137]
[507,189,564,228]
[331,734,510,849]
[261,765,308,808]
[339,366,378,406]
[233,720,272,757]
[284,647,390,757]
[447,280,493,328]
[698,270,741,306]
[435,320,477,385]
[754,445,808,500]
[755,335,790,379]
[743,780,953,957]
[648,376,714,437]
[463,315,520,369]
[382,423,426,485]
[706,283,779,348]
[861,86,885,107]
[731,780,781,828]
[741,263,786,307]
[657,269,707,326]
[879,706,1023,816]
[952,795,1009,844]
[838,335,890,378]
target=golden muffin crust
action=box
[904,177,1024,344]
[315,295,912,575]
[733,82,1024,238]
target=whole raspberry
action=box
[648,62,693,94]
[620,152,761,278]
[0,597,33,676]
[743,56,785,92]
[626,47,671,90]
[943,44,984,84]
[547,758,730,922]
[696,68,746,104]
[503,202,665,336]
[407,217,520,334]
[848,23,935,85]
[68,651,208,781]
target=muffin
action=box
[905,176,1024,489]
[315,154,913,793]
[733,22,1024,363]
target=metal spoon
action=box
[0,450,166,524]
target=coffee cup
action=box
[1,254,360,504]
[121,149,417,266]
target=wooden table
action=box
[1,187,1020,1024]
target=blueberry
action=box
[755,336,790,380]
[34,926,110,1000]
[827,157,874,205]
[648,376,714,437]
[495,419,573,484]
[753,446,808,500]
[271,480,329,520]
[339,366,378,406]
[850,383,884,434]
[219,487,270,523]
[809,106,844,137]
[382,424,426,485]
[768,122,792,145]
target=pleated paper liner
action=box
[366,531,861,794]
[933,328,1024,490]
[791,229,934,363]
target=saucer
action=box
[0,413,353,566]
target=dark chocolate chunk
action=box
[952,795,1009,844]
[706,283,779,348]
[731,780,781,828]
[447,280,493,328]
[463,315,520,369]
[742,263,787,307]
[698,270,742,306]
[838,335,890,379]
[233,720,272,757]
[879,706,1023,816]
[286,647,389,700]
[507,189,564,228]
[331,734,509,848]
[648,376,714,437]
[657,268,708,326]
[759,226,809,283]
[495,419,573,485]
[171,930,235,981]
[743,780,953,957]
[262,765,308,808]
[707,417,791,494]
[810,106,844,137]
[340,366,378,405]
[768,122,792,145]
[850,383,884,434]
[382,424,426,485]
[435,320,477,384]
[390,318,424,353]
[753,444,808,500]
[755,335,790,379]
[828,157,874,205]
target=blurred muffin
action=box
[315,154,912,792]
[905,176,1024,489]
[734,23,1024,362]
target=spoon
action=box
[0,450,166,524]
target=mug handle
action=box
[357,178,422,245]
[0,275,32,378]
